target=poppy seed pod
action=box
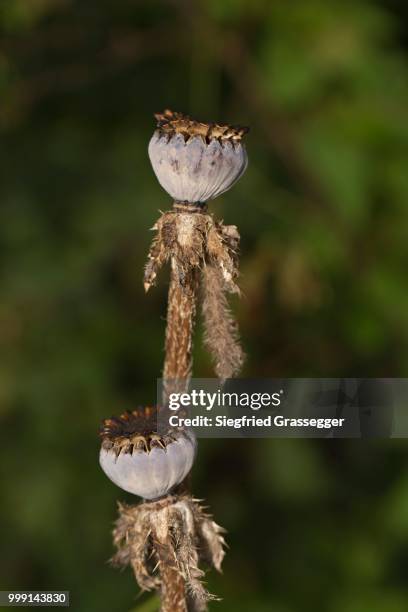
[148,110,248,204]
[99,407,196,500]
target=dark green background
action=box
[1,1,408,610]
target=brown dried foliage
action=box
[144,206,245,384]
[112,495,226,612]
[202,264,244,381]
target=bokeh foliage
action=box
[1,1,408,610]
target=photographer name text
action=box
[169,414,345,430]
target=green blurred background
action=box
[1,0,408,610]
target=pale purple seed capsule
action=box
[148,132,248,203]
[99,430,196,500]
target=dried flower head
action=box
[99,406,196,500]
[148,109,248,204]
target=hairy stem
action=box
[156,542,188,612]
[163,258,198,396]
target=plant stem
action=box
[156,539,188,612]
[161,235,199,610]
[163,258,198,394]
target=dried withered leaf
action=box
[112,496,226,611]
[202,264,245,380]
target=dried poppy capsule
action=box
[148,109,248,204]
[99,407,196,500]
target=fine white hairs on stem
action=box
[99,407,196,500]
